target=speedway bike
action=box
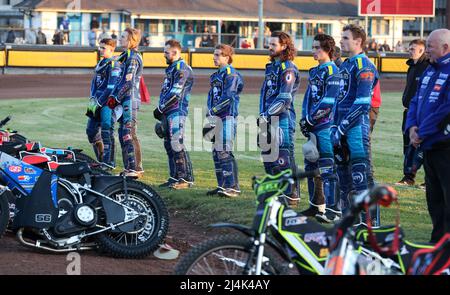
[0,150,169,258]
[174,169,450,275]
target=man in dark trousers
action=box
[405,29,450,243]
[396,39,429,186]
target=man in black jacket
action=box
[396,39,429,186]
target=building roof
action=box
[15,0,359,20]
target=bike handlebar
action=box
[0,116,11,128]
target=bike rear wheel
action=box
[174,234,287,275]
[96,181,169,258]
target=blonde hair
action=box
[124,28,141,49]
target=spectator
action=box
[396,39,429,187]
[395,40,404,52]
[5,27,16,43]
[241,38,252,49]
[25,28,37,45]
[368,38,378,52]
[332,45,343,67]
[185,24,193,34]
[52,29,63,45]
[210,25,218,46]
[253,27,259,48]
[97,27,110,43]
[405,29,450,243]
[139,34,149,46]
[368,80,382,188]
[90,16,100,30]
[36,27,47,45]
[183,24,195,48]
[380,40,391,52]
[111,30,117,40]
[88,28,97,47]
[263,25,271,48]
[59,15,71,44]
[200,34,214,47]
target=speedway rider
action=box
[108,28,144,177]
[205,44,244,198]
[154,39,195,189]
[259,31,300,206]
[86,38,122,169]
[334,24,380,226]
[300,34,340,223]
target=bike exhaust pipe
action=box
[16,228,94,253]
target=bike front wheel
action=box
[174,234,287,275]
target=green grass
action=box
[0,92,431,242]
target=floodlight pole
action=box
[392,15,396,49]
[365,16,368,33]
[258,0,264,49]
[420,17,424,39]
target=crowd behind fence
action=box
[0,26,417,53]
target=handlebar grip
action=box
[0,116,11,128]
[294,169,319,180]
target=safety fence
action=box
[0,45,410,73]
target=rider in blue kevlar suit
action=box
[86,38,122,168]
[107,28,144,177]
[154,39,195,189]
[259,31,300,206]
[300,34,341,223]
[334,25,380,226]
[205,44,244,198]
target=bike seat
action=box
[55,162,91,177]
[22,154,51,165]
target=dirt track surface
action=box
[0,210,214,275]
[0,74,406,99]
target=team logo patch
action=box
[304,232,327,246]
[18,175,31,182]
[265,72,278,99]
[352,172,364,184]
[8,166,22,173]
[285,216,307,226]
[285,73,292,82]
[338,69,351,101]
[359,71,374,81]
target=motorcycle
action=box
[0,150,169,258]
[174,169,450,275]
